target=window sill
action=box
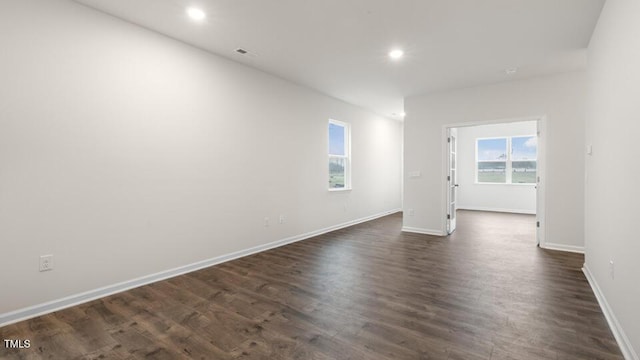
[328,188,352,192]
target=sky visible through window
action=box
[329,123,345,155]
[512,136,537,160]
[477,138,507,161]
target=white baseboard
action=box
[583,264,638,360]
[457,206,536,215]
[401,226,446,236]
[540,242,585,254]
[0,208,401,328]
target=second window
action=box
[328,120,351,190]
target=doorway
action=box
[444,117,545,247]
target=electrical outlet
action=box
[609,260,615,280]
[279,215,286,224]
[407,209,415,216]
[39,255,54,272]
[264,217,270,227]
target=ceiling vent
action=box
[235,48,249,55]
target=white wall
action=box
[404,71,586,253]
[0,0,402,319]
[585,0,640,358]
[456,121,537,214]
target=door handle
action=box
[454,184,459,187]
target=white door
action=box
[447,128,458,234]
[535,120,545,246]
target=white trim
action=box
[328,188,352,192]
[441,115,544,129]
[583,265,639,360]
[540,242,585,254]
[0,208,401,328]
[457,206,535,215]
[401,226,446,236]
[535,117,547,248]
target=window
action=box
[477,138,508,183]
[511,136,537,184]
[476,135,537,184]
[328,120,350,190]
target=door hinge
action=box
[447,214,451,220]
[447,137,451,143]
[536,221,540,228]
[447,175,451,181]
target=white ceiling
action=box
[74,0,605,119]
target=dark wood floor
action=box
[1,210,623,359]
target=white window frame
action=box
[328,119,351,191]
[475,135,537,185]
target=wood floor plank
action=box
[0,211,624,359]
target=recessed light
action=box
[186,7,206,21]
[389,49,404,60]
[505,68,518,76]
